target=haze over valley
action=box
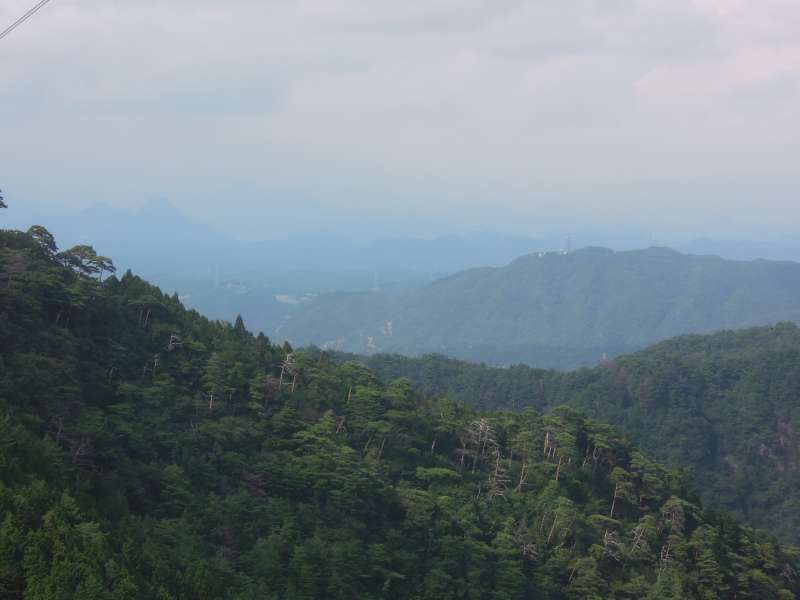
[6,199,800,369]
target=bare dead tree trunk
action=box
[377,437,386,461]
[488,450,510,501]
[610,483,620,518]
[363,434,374,456]
[659,543,672,575]
[279,353,295,387]
[630,526,645,555]
[167,333,183,351]
[568,564,578,585]
[547,515,558,545]
[516,461,529,492]
[71,437,95,473]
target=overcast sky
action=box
[1,0,799,239]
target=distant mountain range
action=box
[4,200,564,334]
[10,198,800,276]
[679,236,800,263]
[282,247,800,368]
[7,199,800,359]
[3,199,558,275]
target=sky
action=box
[1,0,799,240]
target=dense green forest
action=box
[281,246,800,369]
[2,227,800,598]
[348,325,800,544]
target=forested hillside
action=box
[350,324,800,543]
[282,247,800,369]
[2,226,799,598]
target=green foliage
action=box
[355,324,800,543]
[0,227,798,598]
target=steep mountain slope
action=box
[348,323,800,542]
[283,247,800,368]
[2,227,799,598]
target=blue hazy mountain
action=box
[9,199,800,357]
[11,198,800,274]
[279,247,800,369]
[678,237,800,263]
[7,199,555,275]
[4,200,554,334]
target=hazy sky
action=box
[1,0,799,239]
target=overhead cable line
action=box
[0,0,54,43]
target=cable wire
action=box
[0,0,54,42]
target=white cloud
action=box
[1,0,799,236]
